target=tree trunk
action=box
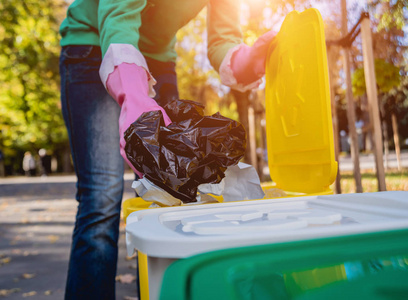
[391,112,402,171]
[62,147,73,173]
[342,0,363,193]
[231,90,251,164]
[328,47,342,194]
[360,16,387,191]
[247,92,258,171]
[382,117,389,171]
[256,109,267,182]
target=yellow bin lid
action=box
[265,8,337,194]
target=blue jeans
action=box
[60,45,178,300]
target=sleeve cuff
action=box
[219,44,262,92]
[99,44,157,98]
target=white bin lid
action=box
[126,191,408,258]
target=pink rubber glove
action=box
[230,31,277,86]
[106,63,172,175]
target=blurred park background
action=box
[0,0,407,298]
[0,0,407,193]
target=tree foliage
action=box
[175,10,218,103]
[175,9,239,120]
[0,0,67,172]
[370,0,408,31]
[1,0,407,174]
[352,59,401,96]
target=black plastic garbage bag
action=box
[124,99,247,203]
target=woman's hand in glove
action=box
[106,63,171,175]
[231,31,277,86]
[220,30,277,92]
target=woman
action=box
[59,0,275,298]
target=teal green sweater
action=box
[60,0,242,72]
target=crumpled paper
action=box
[132,178,183,207]
[132,177,220,207]
[198,162,265,201]
[133,162,265,206]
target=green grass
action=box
[335,168,408,193]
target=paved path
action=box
[261,150,408,178]
[0,173,138,300]
[338,150,408,172]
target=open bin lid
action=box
[265,8,337,194]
